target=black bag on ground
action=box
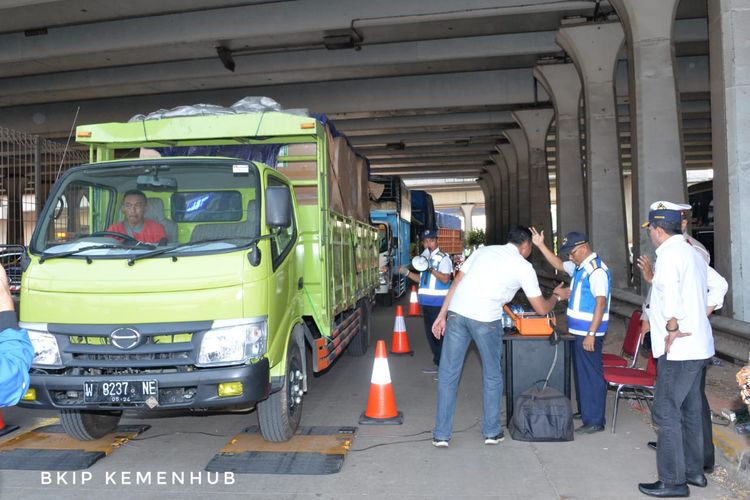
[509,382,574,442]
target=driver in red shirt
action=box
[106,189,166,244]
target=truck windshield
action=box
[31,159,261,259]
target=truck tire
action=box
[60,409,122,440]
[347,299,371,356]
[258,342,304,442]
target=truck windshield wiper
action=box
[127,235,271,265]
[39,244,121,263]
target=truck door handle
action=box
[298,278,304,290]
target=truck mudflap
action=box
[20,358,270,411]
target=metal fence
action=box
[0,127,89,245]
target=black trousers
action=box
[421,305,443,366]
[700,365,714,469]
[652,356,708,485]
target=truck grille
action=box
[50,321,211,369]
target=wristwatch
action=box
[586,331,596,337]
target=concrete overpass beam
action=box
[477,177,496,244]
[611,0,687,286]
[708,0,750,321]
[512,109,555,253]
[557,22,630,289]
[484,159,504,242]
[461,204,475,234]
[491,153,511,236]
[496,143,519,227]
[503,129,531,227]
[534,63,586,239]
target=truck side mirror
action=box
[247,242,261,267]
[265,186,292,228]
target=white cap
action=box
[649,200,691,211]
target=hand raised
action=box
[530,226,545,247]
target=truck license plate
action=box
[83,380,158,404]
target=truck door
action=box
[266,176,299,355]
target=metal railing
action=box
[0,127,88,245]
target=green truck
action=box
[17,111,378,442]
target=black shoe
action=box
[575,424,605,434]
[638,481,689,498]
[648,441,657,451]
[685,473,707,488]
[572,412,582,420]
[703,466,714,474]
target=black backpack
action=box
[509,382,574,442]
[508,328,574,442]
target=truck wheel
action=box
[347,300,371,356]
[60,409,122,440]
[258,342,304,442]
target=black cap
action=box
[558,231,588,255]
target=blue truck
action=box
[370,176,411,306]
[410,190,436,238]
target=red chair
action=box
[602,310,643,368]
[603,354,657,433]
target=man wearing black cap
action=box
[531,227,610,434]
[400,228,453,373]
[636,206,727,498]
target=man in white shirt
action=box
[430,226,567,447]
[637,207,724,498]
[637,200,727,475]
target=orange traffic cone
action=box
[408,285,420,316]
[359,340,403,425]
[0,409,19,437]
[390,305,414,356]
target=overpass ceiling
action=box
[0,0,711,195]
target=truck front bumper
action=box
[19,358,270,411]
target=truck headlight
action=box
[197,319,267,367]
[27,330,62,367]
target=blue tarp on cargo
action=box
[436,211,462,230]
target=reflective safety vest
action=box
[567,256,611,336]
[418,251,452,307]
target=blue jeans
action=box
[433,312,504,441]
[652,356,707,485]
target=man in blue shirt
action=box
[0,265,33,407]
[401,229,453,373]
[532,227,611,434]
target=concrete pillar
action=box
[477,177,496,244]
[512,109,555,251]
[504,129,531,227]
[491,153,510,235]
[533,64,587,239]
[708,0,750,320]
[461,203,475,234]
[610,0,686,288]
[484,160,504,242]
[557,22,630,289]
[496,143,519,227]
